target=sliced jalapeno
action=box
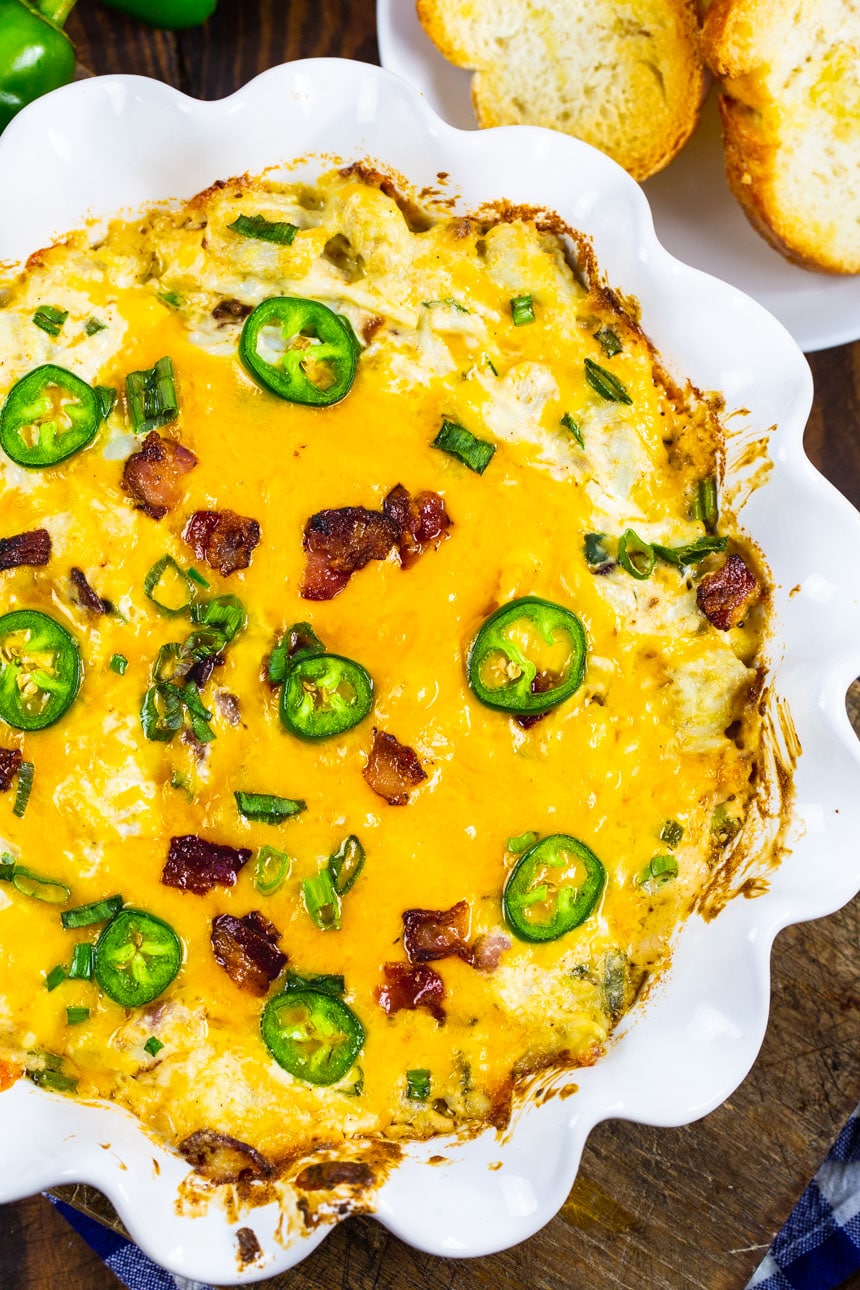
[466,596,586,717]
[617,529,655,580]
[93,908,182,1007]
[328,834,365,895]
[280,653,373,740]
[503,834,606,943]
[0,365,100,467]
[260,986,364,1085]
[240,297,358,407]
[0,610,82,731]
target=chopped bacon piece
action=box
[0,528,51,572]
[0,748,22,792]
[363,729,427,805]
[184,651,224,690]
[301,488,452,598]
[211,298,252,325]
[236,1228,262,1268]
[179,1129,273,1183]
[382,484,452,569]
[402,900,473,965]
[211,911,287,995]
[213,689,242,727]
[376,962,445,1023]
[162,835,251,895]
[70,567,111,615]
[472,931,512,973]
[362,315,385,344]
[696,553,759,631]
[122,431,197,520]
[183,509,261,576]
[295,1161,374,1191]
[301,506,398,600]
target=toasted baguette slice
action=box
[703,0,860,274]
[416,0,705,181]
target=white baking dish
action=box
[0,58,858,1284]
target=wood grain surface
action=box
[2,3,859,1287]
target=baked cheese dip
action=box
[0,166,769,1174]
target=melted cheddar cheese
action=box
[0,168,767,1165]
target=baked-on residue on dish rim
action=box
[0,59,858,1284]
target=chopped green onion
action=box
[653,536,727,566]
[691,476,719,533]
[33,305,68,338]
[423,297,469,313]
[61,894,123,930]
[254,845,291,895]
[432,418,496,475]
[109,653,128,676]
[268,621,325,685]
[94,385,117,420]
[602,950,627,1021]
[141,682,184,742]
[65,1006,90,1026]
[178,683,215,745]
[510,294,535,326]
[659,820,684,849]
[169,770,194,801]
[68,943,93,980]
[593,327,622,358]
[711,801,742,844]
[560,412,584,447]
[126,356,179,435]
[406,1069,431,1101]
[153,643,184,684]
[0,853,14,879]
[228,213,299,245]
[484,353,499,376]
[301,869,341,931]
[637,854,679,889]
[507,830,538,854]
[617,529,655,580]
[144,555,195,617]
[327,835,365,896]
[183,626,228,661]
[190,595,246,642]
[45,965,66,992]
[235,791,306,825]
[584,358,632,404]
[144,1036,164,1057]
[584,532,614,572]
[27,1066,78,1093]
[186,567,209,590]
[158,290,182,309]
[10,866,70,905]
[84,316,107,337]
[13,761,34,818]
[284,971,345,996]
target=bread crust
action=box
[703,0,860,274]
[416,0,706,181]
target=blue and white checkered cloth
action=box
[49,1105,860,1290]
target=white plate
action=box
[377,0,860,354]
[0,57,859,1285]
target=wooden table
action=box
[2,4,859,1287]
